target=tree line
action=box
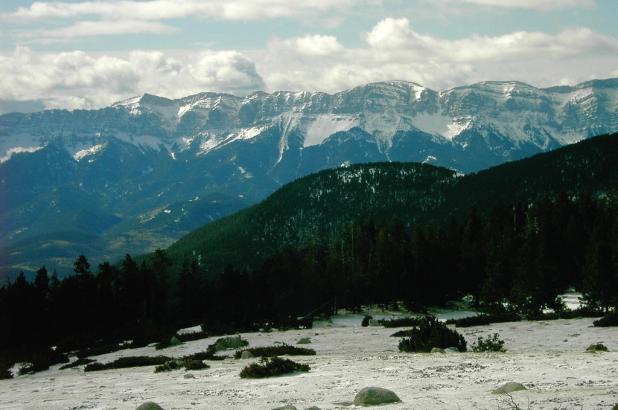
[1,194,617,359]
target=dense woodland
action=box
[1,194,617,365]
[1,134,618,371]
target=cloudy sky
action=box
[0,0,617,112]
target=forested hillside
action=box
[1,133,617,369]
[165,132,618,274]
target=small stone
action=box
[430,347,445,353]
[492,382,527,394]
[297,337,312,344]
[444,347,460,353]
[183,373,195,379]
[272,406,297,410]
[353,387,401,406]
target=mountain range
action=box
[1,78,617,278]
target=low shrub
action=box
[586,343,608,353]
[398,317,467,353]
[177,331,210,342]
[593,313,618,327]
[234,344,316,359]
[361,315,373,327]
[18,349,69,375]
[76,343,125,359]
[447,312,520,328]
[154,360,183,373]
[155,335,183,350]
[184,359,209,371]
[390,329,414,337]
[184,351,226,361]
[0,361,12,379]
[207,335,249,353]
[378,317,423,328]
[239,357,310,379]
[59,358,95,370]
[153,357,209,373]
[472,333,506,352]
[84,356,171,372]
[528,307,604,321]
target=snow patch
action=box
[74,144,105,161]
[0,146,44,163]
[304,114,358,147]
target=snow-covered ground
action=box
[1,316,616,410]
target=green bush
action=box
[154,360,183,373]
[184,350,226,361]
[239,357,310,379]
[397,317,467,353]
[84,356,171,372]
[472,333,506,352]
[76,343,125,359]
[60,358,95,370]
[378,317,423,328]
[0,361,12,379]
[528,307,603,321]
[155,335,183,350]
[446,312,520,328]
[586,343,608,353]
[593,313,618,327]
[184,359,209,370]
[154,357,209,373]
[207,335,249,353]
[177,331,210,342]
[390,329,414,337]
[18,349,69,375]
[234,344,316,359]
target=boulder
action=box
[169,336,182,347]
[136,402,164,410]
[297,337,312,345]
[304,407,321,410]
[444,347,460,353]
[353,387,401,406]
[430,347,445,353]
[183,373,195,379]
[492,382,527,394]
[272,406,297,410]
[240,350,254,359]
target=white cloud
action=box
[366,18,618,62]
[258,18,618,92]
[438,0,596,11]
[0,47,264,110]
[4,0,377,21]
[1,18,617,112]
[35,20,176,39]
[279,35,344,56]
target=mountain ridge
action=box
[1,78,617,277]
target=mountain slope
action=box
[1,79,617,277]
[164,132,618,274]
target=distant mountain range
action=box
[1,79,617,278]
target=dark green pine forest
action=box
[1,133,618,369]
